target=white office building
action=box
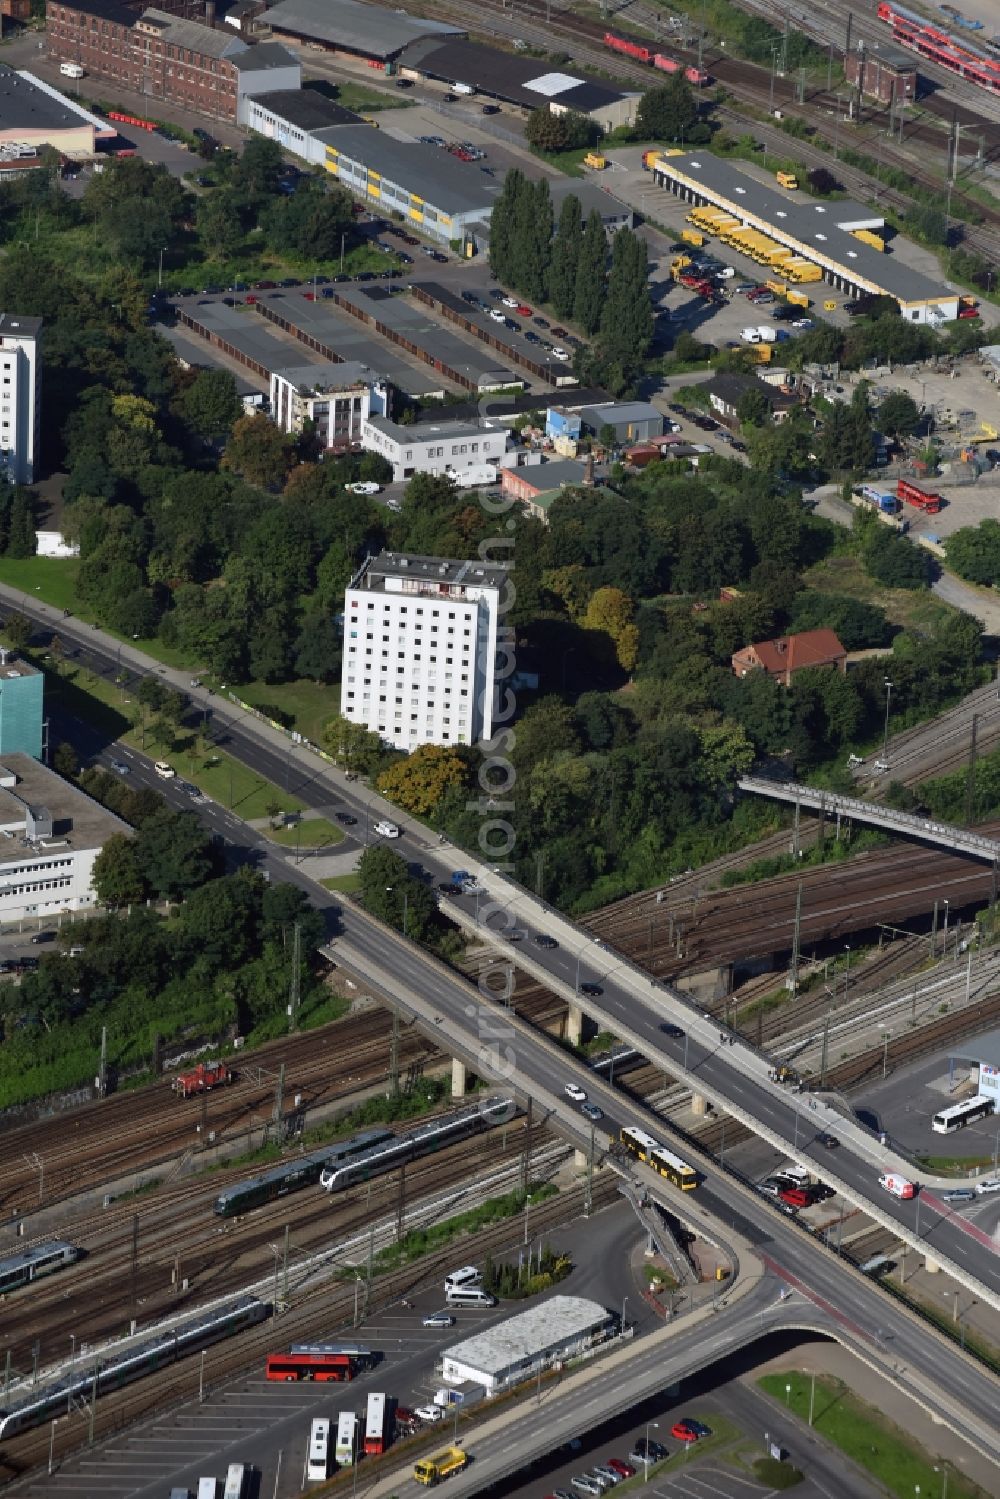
[0,753,131,924]
[0,313,41,485]
[360,416,508,483]
[341,551,507,751]
[269,361,387,450]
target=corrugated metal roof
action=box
[262,0,462,59]
[443,1295,612,1377]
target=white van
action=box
[222,1466,245,1499]
[445,1285,496,1307]
[197,1481,218,1499]
[59,62,85,78]
[444,1266,481,1293]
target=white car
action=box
[346,481,381,495]
[564,1082,587,1103]
[373,820,400,838]
[501,295,518,308]
[154,761,175,779]
[792,317,814,329]
[489,308,506,323]
[975,1177,1000,1195]
[415,1404,446,1423]
[551,348,569,361]
[422,1311,455,1327]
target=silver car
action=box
[571,1479,602,1497]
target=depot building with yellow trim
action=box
[650,152,959,324]
[324,126,497,245]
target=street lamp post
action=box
[385,885,408,937]
[158,245,166,289]
[882,678,894,765]
[523,1193,532,1245]
[643,1421,659,1483]
[942,898,950,955]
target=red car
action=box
[672,1418,711,1442]
[779,1186,811,1209]
[253,279,276,289]
[244,294,258,304]
[958,306,980,319]
[516,303,533,316]
[551,325,567,336]
[303,291,316,300]
[607,1459,636,1477]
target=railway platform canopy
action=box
[946,1031,1000,1104]
[651,153,959,323]
[737,775,1000,863]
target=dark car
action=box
[335,812,358,826]
[461,290,479,303]
[321,287,336,298]
[253,279,276,290]
[438,882,462,896]
[482,104,500,114]
[201,284,222,295]
[629,1439,666,1464]
[534,316,549,328]
[525,331,541,344]
[661,1023,684,1039]
[818,1132,839,1149]
[30,932,55,944]
[397,252,413,264]
[395,78,414,88]
[532,933,558,950]
[551,325,567,337]
[431,251,448,262]
[279,278,300,288]
[580,982,603,997]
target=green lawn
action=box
[229,677,338,745]
[331,82,414,112]
[0,556,81,614]
[193,753,303,821]
[758,1374,988,1498]
[266,817,344,849]
[321,873,362,893]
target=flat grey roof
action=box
[357,549,511,592]
[549,178,634,225]
[0,66,90,133]
[232,41,299,73]
[253,292,449,397]
[653,153,950,306]
[330,286,517,389]
[0,753,130,857]
[250,88,360,130]
[398,38,629,112]
[0,654,39,680]
[580,400,662,425]
[273,359,376,390]
[262,0,462,59]
[443,1295,611,1376]
[949,1032,1000,1069]
[325,126,497,217]
[365,414,497,443]
[0,312,42,339]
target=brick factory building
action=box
[46,0,300,122]
[843,42,917,105]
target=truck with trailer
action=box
[414,1448,469,1486]
[879,1171,916,1199]
[897,478,943,513]
[852,488,908,531]
[173,1060,232,1097]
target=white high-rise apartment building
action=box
[341,551,507,751]
[0,314,42,486]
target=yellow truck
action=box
[584,152,606,170]
[414,1448,469,1486]
[776,170,799,189]
[681,228,705,247]
[787,290,810,308]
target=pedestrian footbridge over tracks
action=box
[738,775,1000,865]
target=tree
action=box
[357,845,436,939]
[597,228,653,379]
[322,714,387,774]
[5,489,34,557]
[736,388,771,427]
[377,745,469,816]
[196,192,244,260]
[263,183,354,260]
[807,166,841,195]
[944,520,1000,586]
[877,390,921,438]
[135,808,217,899]
[222,413,294,490]
[92,834,148,906]
[52,741,79,779]
[524,109,595,153]
[583,586,639,672]
[180,369,242,441]
[635,75,704,143]
[488,168,523,286]
[573,210,607,336]
[862,525,931,589]
[293,612,342,682]
[2,611,32,650]
[906,203,949,246]
[548,193,582,320]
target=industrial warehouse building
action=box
[440,1296,615,1396]
[46,1,301,123]
[843,42,917,104]
[0,67,117,159]
[238,86,360,151]
[259,0,463,64]
[396,38,640,131]
[359,414,509,482]
[323,126,496,245]
[652,153,959,322]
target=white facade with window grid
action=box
[341,551,505,751]
[0,313,41,486]
[360,416,507,483]
[270,364,383,449]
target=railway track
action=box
[418,0,1000,259]
[0,1116,546,1372]
[0,1011,440,1216]
[0,1173,618,1485]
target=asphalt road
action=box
[5,597,1000,1484]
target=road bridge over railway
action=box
[737,775,1000,864]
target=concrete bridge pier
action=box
[925,1256,940,1275]
[690,1094,709,1118]
[566,1002,583,1046]
[451,1057,467,1098]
